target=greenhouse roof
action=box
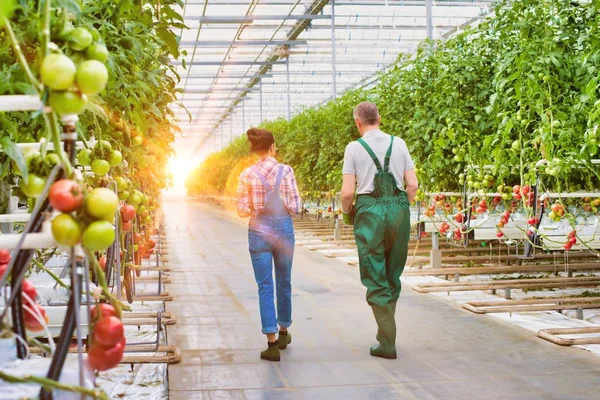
[171,0,493,159]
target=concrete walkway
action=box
[165,199,600,400]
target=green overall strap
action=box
[357,138,383,172]
[357,136,395,172]
[383,136,394,172]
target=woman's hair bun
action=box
[246,128,274,153]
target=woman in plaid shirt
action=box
[236,128,301,362]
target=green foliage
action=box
[187,0,600,199]
[0,0,182,203]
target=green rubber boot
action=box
[260,341,281,362]
[278,331,292,350]
[370,304,397,359]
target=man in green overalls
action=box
[341,102,419,359]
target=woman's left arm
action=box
[284,167,302,215]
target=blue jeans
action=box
[249,215,295,334]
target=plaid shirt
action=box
[236,157,301,217]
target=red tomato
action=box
[147,239,156,249]
[551,203,562,213]
[24,304,49,332]
[98,256,107,272]
[93,316,124,347]
[87,336,126,371]
[21,280,37,304]
[496,231,504,238]
[122,221,133,232]
[0,249,10,264]
[512,185,521,194]
[120,204,136,222]
[133,233,142,244]
[91,303,118,320]
[49,179,84,213]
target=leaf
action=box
[156,27,179,59]
[0,136,27,182]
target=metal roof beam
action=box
[172,60,285,66]
[184,15,331,23]
[179,40,307,47]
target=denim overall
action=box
[248,165,295,334]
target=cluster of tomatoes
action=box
[41,27,109,116]
[2,250,50,332]
[133,233,156,260]
[438,222,451,235]
[87,303,125,371]
[12,148,63,199]
[76,140,122,178]
[564,230,578,250]
[548,203,565,222]
[49,179,117,253]
[22,279,49,333]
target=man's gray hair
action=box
[353,102,380,126]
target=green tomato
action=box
[144,216,152,225]
[76,60,109,95]
[108,150,123,167]
[453,155,463,162]
[142,194,149,205]
[86,188,119,221]
[501,193,511,201]
[77,149,92,166]
[116,177,128,192]
[119,190,131,201]
[82,220,115,252]
[128,194,141,206]
[52,213,81,247]
[95,140,112,152]
[45,153,61,167]
[91,159,111,177]
[20,174,46,198]
[68,27,93,51]
[49,91,88,115]
[85,44,109,63]
[511,140,521,152]
[41,54,76,91]
[473,182,481,189]
[132,136,143,146]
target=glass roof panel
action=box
[171,0,493,159]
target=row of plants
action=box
[186,0,600,203]
[0,0,183,397]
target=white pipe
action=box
[0,95,47,112]
[0,221,56,249]
[0,214,31,223]
[0,140,92,152]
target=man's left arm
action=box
[341,174,356,214]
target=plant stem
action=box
[3,18,43,93]
[41,0,52,58]
[0,370,108,400]
[46,112,74,177]
[85,249,123,318]
[31,258,69,289]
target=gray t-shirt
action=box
[342,129,415,194]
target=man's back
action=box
[342,129,414,195]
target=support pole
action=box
[286,57,291,120]
[259,81,263,123]
[331,0,337,99]
[242,101,246,133]
[426,0,433,40]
